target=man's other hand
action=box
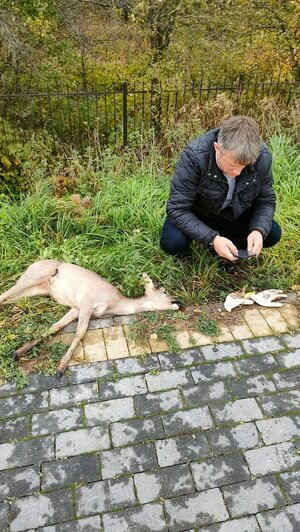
[247,230,263,256]
[213,236,238,261]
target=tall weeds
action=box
[0,124,299,302]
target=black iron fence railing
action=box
[0,74,298,154]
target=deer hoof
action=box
[12,351,19,361]
[56,369,64,378]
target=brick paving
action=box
[0,319,299,530]
[0,298,299,531]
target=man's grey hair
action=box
[217,115,261,165]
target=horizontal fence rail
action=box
[0,75,299,154]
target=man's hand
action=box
[247,230,263,256]
[213,236,238,261]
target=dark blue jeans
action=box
[160,215,282,256]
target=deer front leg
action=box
[56,304,107,377]
[13,308,80,360]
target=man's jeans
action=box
[160,214,282,256]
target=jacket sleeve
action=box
[249,148,276,238]
[166,146,219,245]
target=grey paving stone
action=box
[272,368,300,390]
[114,314,136,325]
[244,441,300,475]
[19,373,69,394]
[0,416,30,444]
[155,432,212,467]
[241,336,286,354]
[102,502,166,531]
[233,353,279,376]
[90,316,114,329]
[210,398,263,425]
[222,476,286,517]
[227,374,276,398]
[56,425,110,458]
[134,464,195,503]
[201,342,244,362]
[158,347,203,369]
[0,465,40,501]
[191,361,237,383]
[101,442,157,479]
[114,354,160,375]
[111,416,164,447]
[191,454,250,491]
[10,489,73,531]
[32,406,84,436]
[164,488,229,531]
[258,390,300,416]
[62,316,113,333]
[256,503,300,532]
[207,422,261,455]
[0,436,54,471]
[76,477,136,517]
[256,415,300,444]
[198,515,261,531]
[0,502,9,531]
[99,374,147,400]
[162,406,213,436]
[145,368,193,392]
[68,360,114,384]
[0,381,17,397]
[134,389,182,415]
[275,349,300,369]
[279,471,300,503]
[41,454,101,490]
[49,382,98,408]
[38,515,102,531]
[0,390,49,418]
[282,332,300,349]
[182,381,231,407]
[85,397,135,424]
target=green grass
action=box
[0,130,299,383]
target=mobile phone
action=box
[232,250,256,259]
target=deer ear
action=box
[142,273,155,293]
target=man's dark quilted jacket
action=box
[166,127,276,246]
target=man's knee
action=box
[264,220,282,248]
[160,237,190,256]
[160,218,191,256]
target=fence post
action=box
[235,74,244,112]
[122,81,128,147]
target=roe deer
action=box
[0,260,180,375]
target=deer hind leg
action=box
[0,260,60,305]
[57,303,107,377]
[13,308,80,360]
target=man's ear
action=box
[213,142,219,152]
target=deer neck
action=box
[112,295,158,315]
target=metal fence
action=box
[0,74,298,154]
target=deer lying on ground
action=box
[0,260,180,376]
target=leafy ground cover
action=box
[0,131,299,383]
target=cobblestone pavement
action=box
[0,331,300,531]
